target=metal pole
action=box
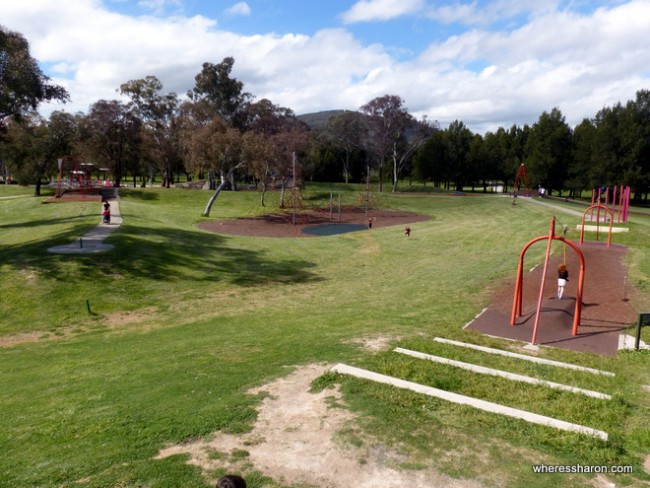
[365,164,370,215]
[329,192,333,221]
[338,193,342,222]
[292,152,296,226]
[531,217,556,345]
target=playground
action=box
[1,185,649,488]
[466,241,637,355]
[198,206,431,237]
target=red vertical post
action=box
[511,260,523,325]
[530,218,556,345]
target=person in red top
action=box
[557,264,569,299]
[405,226,411,239]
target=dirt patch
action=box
[156,363,483,488]
[198,207,430,238]
[0,331,54,348]
[343,335,397,352]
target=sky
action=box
[1,0,650,134]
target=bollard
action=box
[79,237,83,248]
[86,299,92,315]
[635,313,650,350]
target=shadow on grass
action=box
[121,190,160,201]
[0,214,94,230]
[1,224,321,287]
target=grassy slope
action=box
[0,185,648,488]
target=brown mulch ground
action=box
[44,190,102,203]
[466,241,637,356]
[198,207,431,237]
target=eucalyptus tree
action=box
[241,98,309,206]
[179,108,246,216]
[359,94,412,192]
[120,76,181,187]
[0,25,69,125]
[317,111,365,183]
[3,111,78,195]
[187,57,251,127]
[79,100,142,187]
[1,25,69,183]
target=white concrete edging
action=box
[330,363,608,441]
[434,338,615,377]
[394,348,611,400]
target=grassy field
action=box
[0,184,648,488]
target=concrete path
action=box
[518,196,586,218]
[48,199,122,254]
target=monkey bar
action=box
[511,217,585,345]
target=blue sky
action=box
[2,0,649,133]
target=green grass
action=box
[0,184,648,487]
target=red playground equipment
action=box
[55,155,103,198]
[513,163,530,195]
[591,186,631,223]
[580,204,614,247]
[55,156,113,198]
[511,217,586,345]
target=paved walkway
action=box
[517,196,586,218]
[47,199,122,254]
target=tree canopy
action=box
[0,25,68,123]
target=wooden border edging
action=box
[330,363,608,441]
[394,348,611,400]
[434,338,615,376]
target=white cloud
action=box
[226,2,251,16]
[341,0,426,23]
[138,0,183,15]
[1,0,649,134]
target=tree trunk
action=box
[279,182,286,208]
[260,181,266,207]
[392,144,398,193]
[202,172,227,216]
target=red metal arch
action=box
[580,204,614,247]
[511,217,585,344]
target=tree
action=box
[525,108,572,195]
[412,129,449,188]
[623,90,650,201]
[181,114,246,216]
[3,111,78,195]
[120,76,181,187]
[0,25,69,124]
[444,120,474,192]
[79,100,142,187]
[359,94,413,192]
[318,111,365,183]
[187,57,251,127]
[389,116,436,192]
[239,98,309,205]
[568,118,596,197]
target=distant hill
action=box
[297,110,350,129]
